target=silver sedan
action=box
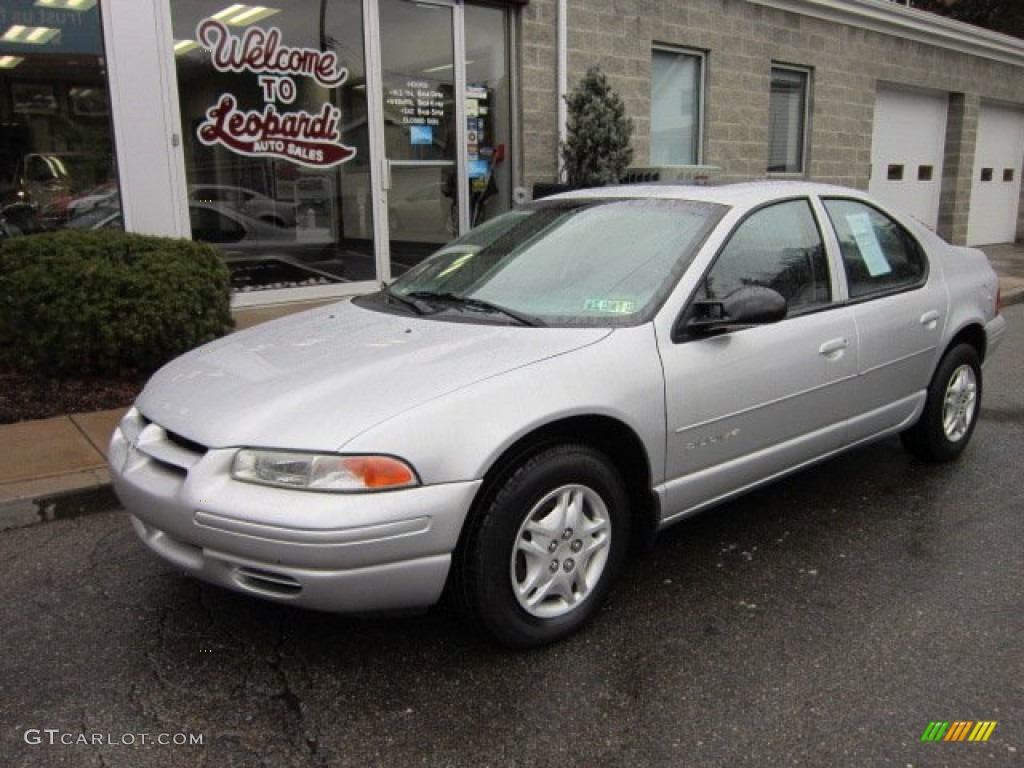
[109,181,1006,647]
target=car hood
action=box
[136,299,611,451]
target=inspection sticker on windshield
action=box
[584,299,636,314]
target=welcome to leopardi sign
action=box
[195,18,356,169]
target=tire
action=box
[900,343,982,463]
[456,443,631,648]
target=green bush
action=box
[561,66,634,188]
[0,230,234,377]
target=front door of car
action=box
[657,199,859,523]
[820,198,947,442]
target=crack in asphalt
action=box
[267,615,322,766]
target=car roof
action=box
[553,180,871,208]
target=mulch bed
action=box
[0,365,146,424]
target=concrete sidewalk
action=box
[2,252,1023,531]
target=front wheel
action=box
[456,444,631,648]
[900,343,982,462]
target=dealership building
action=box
[1,0,1023,308]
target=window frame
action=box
[821,196,930,303]
[767,64,811,176]
[675,196,835,342]
[650,44,707,166]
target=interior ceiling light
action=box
[34,0,98,10]
[1,25,60,45]
[423,60,474,74]
[174,39,200,55]
[210,4,280,26]
[0,55,24,69]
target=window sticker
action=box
[410,125,433,145]
[467,158,489,179]
[583,299,636,314]
[846,212,892,277]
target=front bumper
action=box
[110,408,480,612]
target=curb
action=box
[0,484,122,532]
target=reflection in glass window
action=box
[703,199,830,313]
[767,67,809,174]
[0,1,119,236]
[651,48,702,166]
[823,198,927,299]
[170,0,374,289]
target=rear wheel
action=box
[456,443,630,648]
[900,343,981,462]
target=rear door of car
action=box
[819,197,947,443]
[657,197,859,523]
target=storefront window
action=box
[0,0,120,236]
[171,0,373,291]
[170,0,514,294]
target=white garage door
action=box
[869,87,948,229]
[967,104,1024,245]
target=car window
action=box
[27,156,53,182]
[823,198,926,299]
[701,198,830,313]
[384,199,726,326]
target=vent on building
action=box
[621,165,723,185]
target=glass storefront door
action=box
[378,0,460,278]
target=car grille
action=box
[124,410,208,476]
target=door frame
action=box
[364,0,470,284]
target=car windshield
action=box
[380,197,725,327]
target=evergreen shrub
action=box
[0,230,233,377]
[561,66,635,188]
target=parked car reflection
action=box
[15,152,110,225]
[66,200,345,290]
[188,184,298,229]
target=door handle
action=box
[919,310,941,328]
[818,337,849,358]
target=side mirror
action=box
[684,285,787,336]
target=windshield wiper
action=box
[407,291,545,327]
[380,283,434,315]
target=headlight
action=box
[231,449,419,492]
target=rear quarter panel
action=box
[937,241,1002,359]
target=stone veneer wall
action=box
[518,0,1024,243]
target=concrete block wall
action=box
[940,93,978,246]
[518,0,1024,244]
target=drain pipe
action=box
[557,0,568,181]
